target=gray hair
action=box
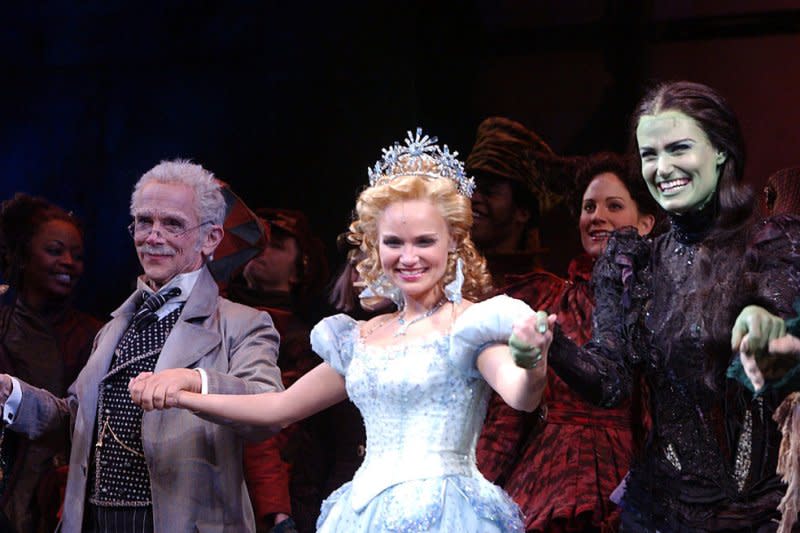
[130,159,227,225]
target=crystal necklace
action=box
[394,298,446,337]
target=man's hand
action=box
[128,369,202,411]
[738,334,800,392]
[0,374,13,405]
[770,334,800,357]
[270,514,297,533]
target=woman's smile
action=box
[378,199,452,306]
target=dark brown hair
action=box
[630,80,754,234]
[0,193,82,290]
[572,152,661,220]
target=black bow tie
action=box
[132,287,182,331]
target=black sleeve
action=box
[549,228,651,407]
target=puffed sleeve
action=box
[548,227,651,407]
[310,314,359,376]
[449,295,535,379]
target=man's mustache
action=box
[138,245,177,256]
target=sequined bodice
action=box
[347,333,489,507]
[635,234,745,492]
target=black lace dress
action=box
[549,209,800,532]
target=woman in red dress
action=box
[477,153,659,532]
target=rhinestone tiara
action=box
[367,128,476,197]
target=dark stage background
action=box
[3,0,800,317]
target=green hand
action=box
[731,305,787,355]
[509,311,549,369]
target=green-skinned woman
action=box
[539,81,800,532]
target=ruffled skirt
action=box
[317,475,524,532]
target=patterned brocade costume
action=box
[549,213,800,531]
[309,295,531,532]
[477,254,636,532]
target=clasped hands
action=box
[731,305,800,391]
[510,310,557,370]
[128,368,201,411]
[0,374,13,406]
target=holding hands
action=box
[0,374,13,405]
[769,334,800,357]
[731,305,799,391]
[510,310,557,370]
[128,368,202,411]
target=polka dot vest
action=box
[90,306,183,507]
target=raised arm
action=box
[130,361,348,431]
[477,312,554,412]
[547,229,648,407]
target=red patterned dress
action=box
[477,254,636,532]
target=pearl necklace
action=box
[394,298,446,337]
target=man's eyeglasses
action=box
[128,219,212,239]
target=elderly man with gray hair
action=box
[0,160,282,532]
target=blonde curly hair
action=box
[348,175,492,306]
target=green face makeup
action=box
[636,110,724,214]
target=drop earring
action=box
[443,256,464,304]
